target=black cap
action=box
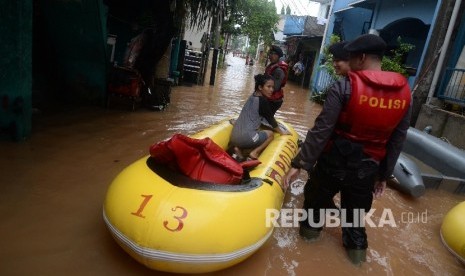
[269,45,284,58]
[329,41,349,60]
[344,34,387,56]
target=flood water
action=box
[0,55,464,275]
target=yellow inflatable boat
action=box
[440,201,465,264]
[103,119,299,273]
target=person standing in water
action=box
[284,34,412,266]
[265,45,288,115]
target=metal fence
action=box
[438,68,465,106]
[313,67,337,93]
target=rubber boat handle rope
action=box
[261,178,273,185]
[400,162,413,175]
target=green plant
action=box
[311,88,328,104]
[320,34,342,79]
[382,37,415,77]
[247,45,257,56]
[311,34,341,104]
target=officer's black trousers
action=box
[302,161,377,249]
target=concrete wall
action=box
[415,103,465,149]
[373,0,437,29]
[184,23,210,52]
[411,0,461,125]
[337,7,372,39]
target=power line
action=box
[279,0,311,16]
[279,0,306,33]
[290,0,311,15]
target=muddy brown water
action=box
[0,55,464,275]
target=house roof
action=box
[309,0,331,3]
[283,15,306,35]
[283,15,325,37]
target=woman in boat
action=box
[230,74,290,161]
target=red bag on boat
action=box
[150,134,246,184]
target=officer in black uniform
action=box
[284,34,412,266]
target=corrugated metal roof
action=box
[283,15,306,35]
[283,15,326,36]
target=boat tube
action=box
[103,119,299,273]
[403,127,465,179]
[440,201,465,264]
[390,127,465,197]
[391,153,425,198]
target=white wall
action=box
[274,15,287,42]
[184,22,210,52]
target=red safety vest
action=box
[265,61,288,100]
[333,70,411,161]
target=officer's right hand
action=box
[283,167,300,188]
[373,180,386,198]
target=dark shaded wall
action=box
[0,1,32,140]
[34,0,109,106]
[105,0,176,88]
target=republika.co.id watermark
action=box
[266,208,428,228]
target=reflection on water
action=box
[0,55,464,275]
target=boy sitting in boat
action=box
[229,74,290,161]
